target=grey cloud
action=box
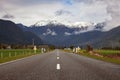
[43,28,57,36]
[0,0,119,30]
[55,10,72,16]
[2,14,15,19]
[102,0,120,29]
[64,32,72,36]
[74,0,95,4]
[76,0,120,29]
[1,0,60,6]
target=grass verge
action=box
[78,52,120,65]
[64,50,120,65]
[0,53,39,63]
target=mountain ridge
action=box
[0,19,119,48]
[18,22,120,48]
[0,19,43,45]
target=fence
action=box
[0,49,41,59]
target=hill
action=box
[0,19,43,45]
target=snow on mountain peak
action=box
[32,20,94,28]
[33,20,63,27]
[34,20,49,26]
[73,22,93,27]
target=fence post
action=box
[15,52,16,57]
[9,52,11,57]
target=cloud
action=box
[0,0,60,6]
[55,10,72,16]
[64,32,72,36]
[75,0,120,30]
[43,28,52,35]
[94,22,106,30]
[103,0,120,30]
[2,14,15,19]
[62,0,74,6]
[43,28,57,36]
[0,0,119,30]
[51,31,57,36]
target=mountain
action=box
[30,20,97,36]
[0,19,43,45]
[17,23,29,31]
[18,21,120,48]
[30,22,95,45]
[31,20,94,30]
[92,26,120,48]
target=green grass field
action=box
[79,52,120,64]
[94,49,120,56]
[0,49,41,63]
[64,49,120,64]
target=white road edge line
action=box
[56,64,60,70]
[57,57,60,59]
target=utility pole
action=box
[111,41,113,49]
[32,39,34,46]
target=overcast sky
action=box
[0,0,120,30]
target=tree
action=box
[86,44,93,52]
[49,45,55,50]
[70,45,74,50]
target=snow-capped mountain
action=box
[30,20,105,36]
[32,20,94,29]
[17,21,120,48]
[67,21,94,28]
[1,19,119,48]
[31,20,103,35]
[32,20,63,27]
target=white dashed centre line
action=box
[56,64,60,70]
[57,57,60,59]
[57,50,59,56]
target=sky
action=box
[0,0,120,30]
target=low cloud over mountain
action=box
[2,14,15,19]
[18,20,120,48]
[0,19,119,48]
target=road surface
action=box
[0,49,120,80]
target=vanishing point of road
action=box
[0,49,120,80]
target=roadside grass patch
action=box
[0,49,41,63]
[64,49,120,64]
[78,52,120,64]
[94,49,120,55]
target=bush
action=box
[86,44,93,52]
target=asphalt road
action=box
[0,49,120,80]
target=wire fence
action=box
[0,49,41,59]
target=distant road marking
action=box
[57,57,60,59]
[56,64,60,70]
[57,53,59,56]
[56,50,59,56]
